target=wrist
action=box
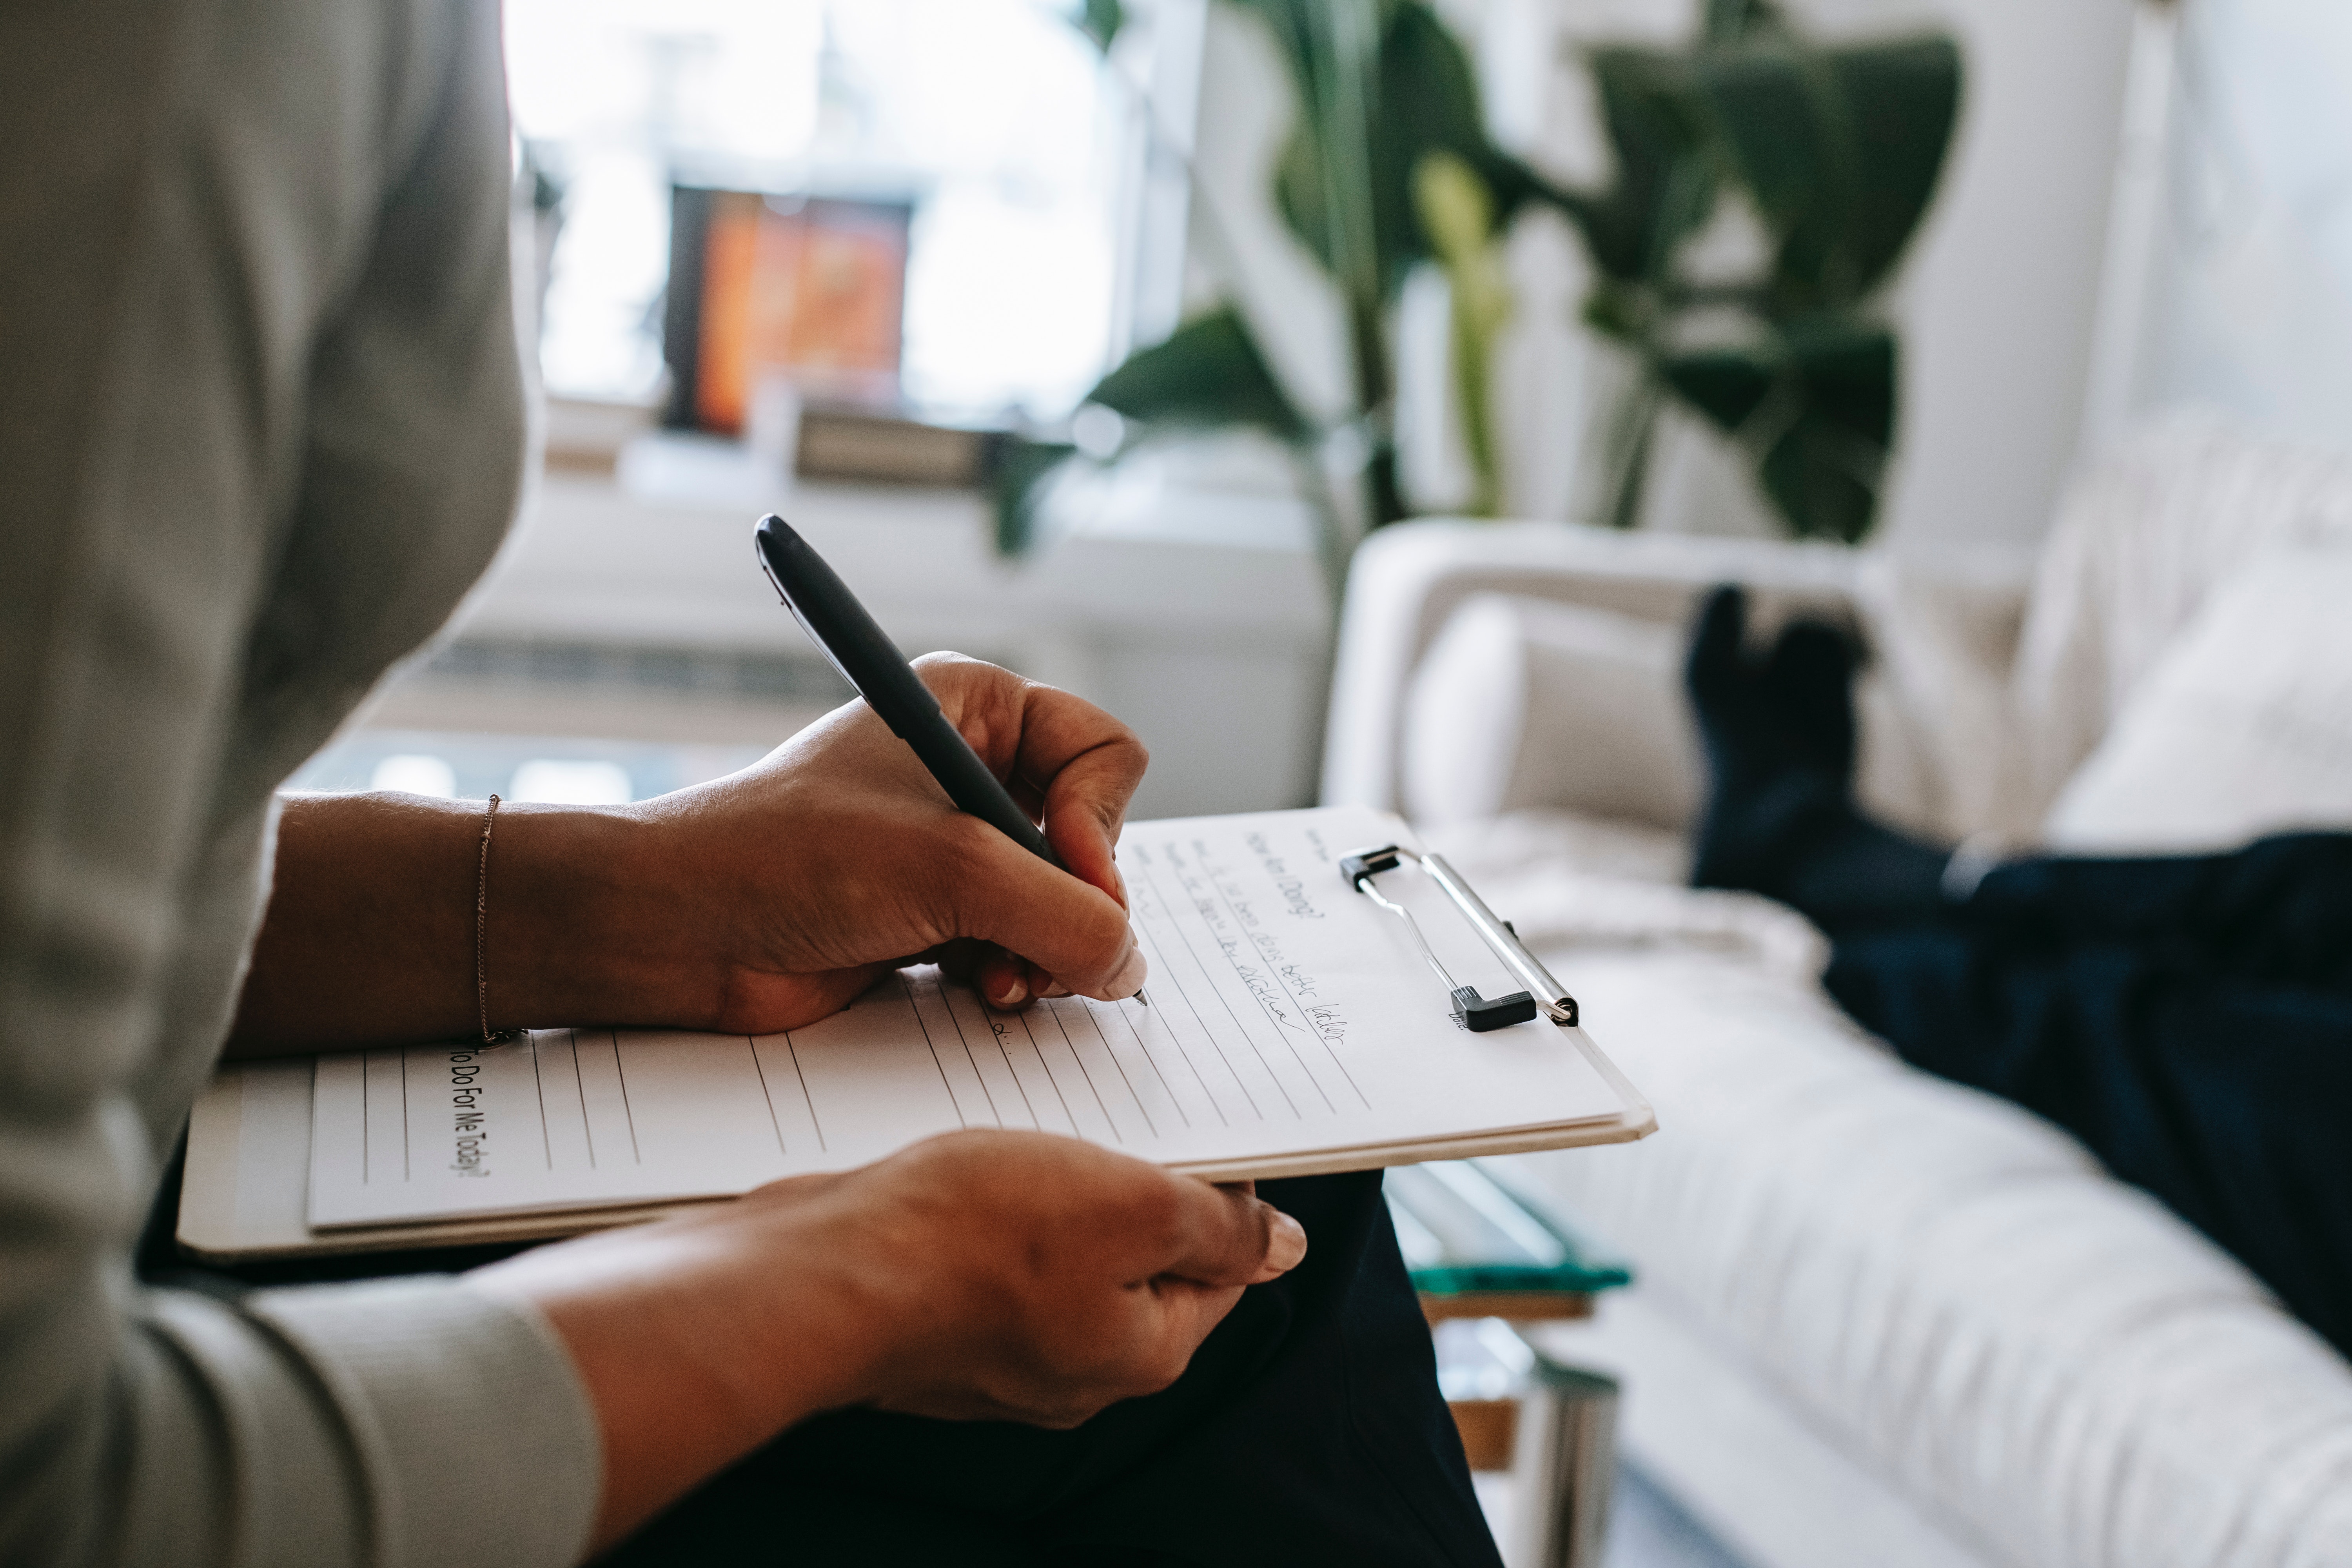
[471,1199,894,1550]
[490,803,724,1031]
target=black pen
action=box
[754,515,1148,1006]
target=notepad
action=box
[181,806,1653,1259]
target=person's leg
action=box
[603,1171,1499,1568]
[1824,930,2352,1354]
[1038,1170,1496,1566]
[1679,585,2352,1354]
[1968,834,2352,992]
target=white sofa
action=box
[1326,418,2352,1568]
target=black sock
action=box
[1684,586,1949,933]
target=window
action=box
[506,0,1198,421]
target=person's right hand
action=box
[470,1130,1307,1554]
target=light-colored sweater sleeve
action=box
[118,1283,600,1568]
[0,1,601,1564]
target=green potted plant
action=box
[1000,0,1961,583]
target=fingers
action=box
[888,657,1147,998]
[951,822,1148,1000]
[924,942,1070,1011]
[1152,1173,1308,1288]
[978,948,1032,1009]
[913,653,1145,906]
[751,1134,1305,1434]
[1034,741,1144,907]
[980,955,1070,1010]
[980,951,1029,1009]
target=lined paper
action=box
[309,806,1627,1229]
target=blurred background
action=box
[301,0,2352,820]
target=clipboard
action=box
[180,806,1656,1262]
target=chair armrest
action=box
[1321,521,1867,813]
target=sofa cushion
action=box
[1402,595,1700,830]
[2011,417,2352,820]
[2043,547,2352,852]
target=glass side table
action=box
[1387,1161,1631,1568]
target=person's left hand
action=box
[534,653,1150,1034]
[472,1129,1303,1552]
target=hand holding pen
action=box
[754,514,1152,1010]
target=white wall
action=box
[441,457,1332,818]
[2114,0,2352,453]
[1870,0,2136,550]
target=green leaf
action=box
[1273,114,1341,278]
[1368,4,1492,287]
[1076,0,1124,52]
[1580,281,1650,344]
[1555,2,1951,546]
[1703,0,1786,42]
[1575,47,1718,285]
[1684,43,1830,281]
[1828,38,1961,298]
[1782,315,1894,448]
[990,437,1077,557]
[1087,305,1314,444]
[1687,33,1959,310]
[1232,0,1388,307]
[1758,410,1879,543]
[1769,319,1896,542]
[1412,151,1495,274]
[1658,345,1777,433]
[1414,151,1510,512]
[1655,317,1893,541]
[1246,0,1539,305]
[1225,0,1409,113]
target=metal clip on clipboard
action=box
[1339,845,1581,1033]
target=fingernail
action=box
[991,975,1027,1007]
[1109,939,1147,1000]
[1039,981,1072,999]
[1265,1210,1307,1272]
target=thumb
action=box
[1154,1178,1309,1289]
[955,824,1148,1000]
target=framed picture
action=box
[663,187,913,434]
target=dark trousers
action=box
[143,1166,1501,1567]
[1812,833,2352,1357]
